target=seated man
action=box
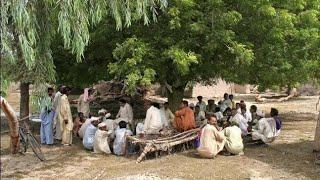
[196,96,207,112]
[144,102,163,135]
[223,122,244,155]
[241,105,252,123]
[73,112,85,136]
[98,108,112,121]
[195,105,206,121]
[83,119,99,150]
[206,99,216,114]
[94,122,112,154]
[174,100,196,132]
[99,109,115,140]
[252,108,280,143]
[197,114,226,158]
[214,107,223,121]
[113,121,133,155]
[160,102,174,128]
[78,116,99,138]
[230,109,249,136]
[136,122,145,137]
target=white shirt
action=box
[230,113,248,136]
[223,126,244,154]
[116,103,133,124]
[196,101,207,112]
[83,124,97,150]
[113,128,133,155]
[252,118,277,143]
[214,112,224,121]
[243,111,252,122]
[160,108,169,127]
[144,106,163,134]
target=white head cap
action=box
[98,109,107,114]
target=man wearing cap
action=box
[98,109,115,140]
[251,108,278,143]
[94,122,112,154]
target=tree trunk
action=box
[20,82,30,120]
[167,86,186,112]
[0,97,20,154]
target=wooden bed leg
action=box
[136,144,153,163]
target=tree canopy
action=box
[1,0,167,87]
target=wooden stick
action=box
[0,97,20,154]
[136,134,198,163]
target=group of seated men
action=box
[71,93,281,158]
[39,86,281,158]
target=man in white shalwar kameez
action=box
[115,99,133,125]
[144,103,163,135]
[252,117,277,143]
[197,115,226,158]
[98,109,115,140]
[57,87,73,145]
[83,120,99,150]
[113,121,133,156]
[79,117,99,138]
[94,122,112,154]
[230,109,249,136]
[223,122,244,155]
[52,85,64,140]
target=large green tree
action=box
[52,0,320,111]
[107,0,320,110]
[1,0,167,118]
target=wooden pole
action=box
[0,96,20,154]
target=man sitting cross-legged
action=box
[174,100,196,132]
[197,114,226,158]
[251,108,281,144]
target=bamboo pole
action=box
[0,97,20,154]
[136,134,198,163]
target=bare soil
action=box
[1,95,320,179]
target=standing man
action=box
[57,87,73,146]
[115,98,133,126]
[77,88,93,117]
[314,96,320,164]
[39,87,55,145]
[196,96,207,112]
[52,85,64,140]
[174,101,196,132]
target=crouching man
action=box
[94,122,112,154]
[83,119,99,150]
[222,122,244,155]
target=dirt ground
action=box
[1,95,320,179]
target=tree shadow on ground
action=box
[244,140,320,179]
